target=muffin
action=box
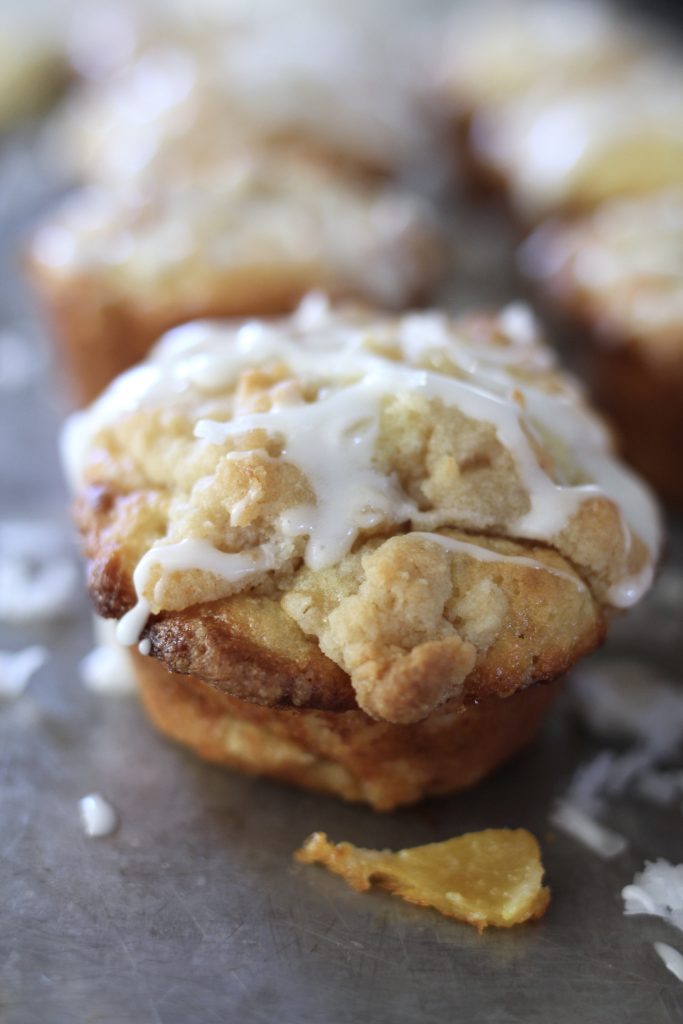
[435,0,639,129]
[59,10,438,187]
[64,296,660,809]
[28,154,441,404]
[470,54,683,222]
[520,190,683,506]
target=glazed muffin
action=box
[435,0,640,129]
[59,10,438,187]
[520,190,683,505]
[28,154,441,404]
[64,296,660,809]
[470,55,683,222]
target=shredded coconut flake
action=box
[622,861,683,934]
[654,942,683,983]
[78,793,117,838]
[571,658,683,753]
[0,521,78,623]
[635,770,683,808]
[560,660,683,822]
[549,799,628,859]
[0,646,48,700]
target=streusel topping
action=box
[66,297,660,721]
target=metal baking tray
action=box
[1,120,682,1024]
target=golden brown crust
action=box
[132,649,561,810]
[145,596,355,712]
[76,481,607,717]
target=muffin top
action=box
[67,296,660,723]
[29,154,441,311]
[61,11,438,184]
[472,55,683,219]
[436,0,640,118]
[521,190,683,360]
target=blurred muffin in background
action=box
[58,9,443,187]
[520,190,683,506]
[64,0,300,83]
[435,0,641,129]
[28,153,442,404]
[469,54,683,221]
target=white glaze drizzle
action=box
[408,532,586,593]
[116,538,279,644]
[64,297,659,645]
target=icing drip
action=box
[409,532,586,593]
[116,538,278,645]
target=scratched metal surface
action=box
[1,127,683,1024]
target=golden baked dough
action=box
[295,829,550,928]
[28,155,441,404]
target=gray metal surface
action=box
[1,130,682,1024]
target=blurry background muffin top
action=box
[58,5,443,185]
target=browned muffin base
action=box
[576,333,683,508]
[132,649,561,810]
[524,282,683,509]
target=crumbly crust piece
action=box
[295,829,550,928]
